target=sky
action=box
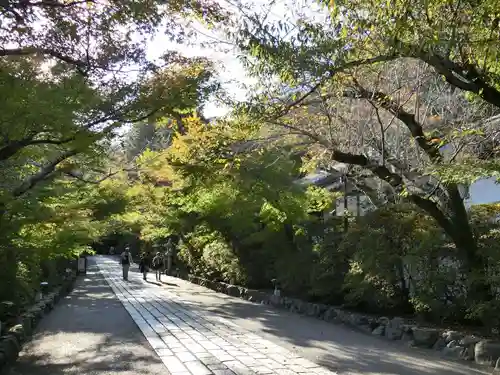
[145,0,328,118]
[146,35,248,118]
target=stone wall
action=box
[0,271,77,372]
[180,274,500,372]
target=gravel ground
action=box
[6,258,166,375]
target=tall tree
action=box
[0,0,225,301]
[0,0,224,202]
[212,0,500,305]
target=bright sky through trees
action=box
[145,0,328,118]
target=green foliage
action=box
[0,0,225,314]
[338,204,447,314]
[110,116,342,293]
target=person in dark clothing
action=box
[120,246,132,281]
[152,252,164,282]
[138,254,149,281]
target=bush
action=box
[337,204,452,316]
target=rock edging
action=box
[0,272,77,372]
[179,274,500,371]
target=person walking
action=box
[139,253,149,281]
[120,246,132,281]
[152,252,163,282]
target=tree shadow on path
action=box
[160,278,491,375]
[6,260,166,375]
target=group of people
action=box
[119,246,167,282]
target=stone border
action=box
[178,274,500,372]
[0,272,77,372]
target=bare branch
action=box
[12,149,78,197]
[16,0,94,8]
[343,84,443,162]
[271,54,399,119]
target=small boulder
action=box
[475,340,500,366]
[493,358,500,374]
[412,328,440,348]
[378,316,390,325]
[442,330,463,344]
[432,337,446,350]
[0,335,20,363]
[269,295,281,307]
[43,298,54,311]
[460,335,481,346]
[351,315,369,326]
[323,308,338,322]
[401,330,413,343]
[20,315,32,335]
[238,287,247,298]
[372,325,385,336]
[306,304,320,317]
[447,340,459,348]
[226,285,240,297]
[460,344,476,361]
[358,324,373,334]
[442,345,464,359]
[7,324,25,343]
[385,317,404,340]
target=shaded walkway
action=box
[7,258,166,375]
[8,255,490,375]
[97,256,337,375]
[98,255,487,375]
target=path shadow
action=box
[160,281,178,287]
[157,285,490,375]
[145,280,162,287]
[8,336,164,375]
[6,259,165,375]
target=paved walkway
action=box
[8,257,166,375]
[9,256,490,375]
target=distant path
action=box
[9,255,490,375]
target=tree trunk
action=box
[413,183,491,307]
[446,185,492,303]
[0,246,19,304]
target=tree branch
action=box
[17,0,94,8]
[12,149,78,197]
[0,136,77,161]
[0,47,88,72]
[271,54,399,119]
[61,169,122,184]
[421,52,500,109]
[343,84,443,162]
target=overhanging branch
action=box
[12,149,78,197]
[342,84,443,162]
[0,47,89,73]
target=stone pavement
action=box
[7,257,167,375]
[9,255,491,375]
[97,256,337,375]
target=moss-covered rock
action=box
[0,335,21,363]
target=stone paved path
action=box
[9,255,491,375]
[97,256,336,375]
[8,257,167,375]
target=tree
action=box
[0,0,225,199]
[111,114,340,291]
[0,0,225,306]
[209,0,500,310]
